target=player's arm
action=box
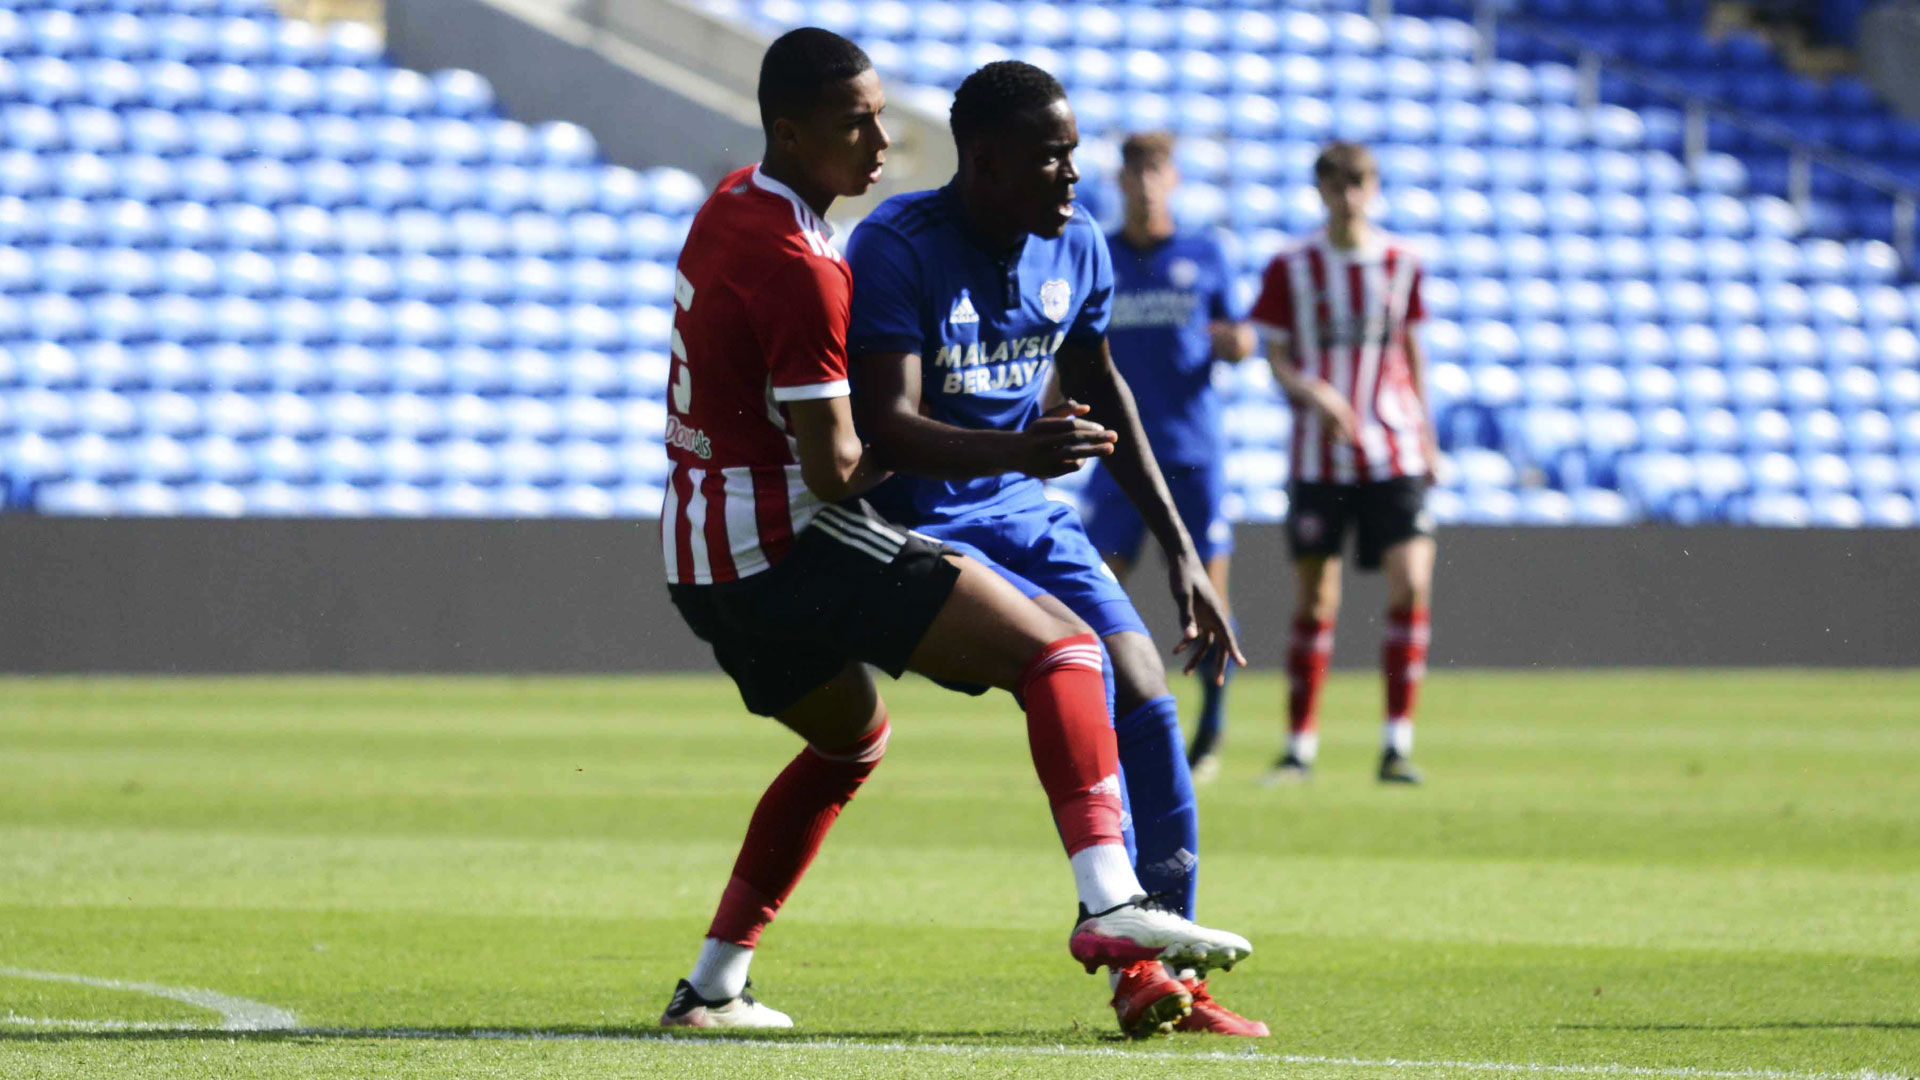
[1209,320,1255,362]
[1205,237,1256,363]
[844,221,1113,481]
[1249,253,1356,444]
[756,255,887,501]
[1402,319,1442,472]
[1263,330,1357,443]
[1056,336,1242,677]
[852,350,1114,480]
[787,395,889,502]
[1400,265,1441,470]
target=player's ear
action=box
[769,115,801,155]
[966,137,997,184]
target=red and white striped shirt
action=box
[660,164,851,585]
[1250,230,1428,485]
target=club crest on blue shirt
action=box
[1169,258,1199,289]
[1040,279,1072,322]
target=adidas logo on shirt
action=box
[949,293,979,325]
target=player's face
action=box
[791,68,891,198]
[1120,158,1177,221]
[980,98,1082,240]
[1317,169,1378,231]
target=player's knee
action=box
[1105,633,1168,713]
[809,714,891,771]
[1297,587,1340,623]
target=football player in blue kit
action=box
[845,61,1267,1039]
[1082,132,1255,785]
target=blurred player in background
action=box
[659,29,1252,1031]
[1080,132,1255,785]
[1250,141,1437,786]
[848,62,1264,1038]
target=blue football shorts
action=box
[916,497,1150,641]
[1078,461,1234,565]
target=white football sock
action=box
[1383,718,1414,756]
[688,937,753,1002]
[1071,842,1143,915]
[1288,731,1320,764]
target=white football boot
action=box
[658,979,794,1029]
[1069,897,1252,974]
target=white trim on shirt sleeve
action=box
[770,379,851,402]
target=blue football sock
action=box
[1188,618,1239,763]
[1115,694,1199,919]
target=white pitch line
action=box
[292,1027,1912,1080]
[0,967,299,1031]
[0,978,1904,1080]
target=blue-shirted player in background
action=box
[845,61,1266,1039]
[1082,133,1256,786]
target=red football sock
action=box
[1017,634,1124,857]
[1288,616,1335,737]
[1384,607,1431,722]
[706,717,890,947]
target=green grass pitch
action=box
[1,670,1916,1079]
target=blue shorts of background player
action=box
[915,498,1202,918]
[1079,461,1233,565]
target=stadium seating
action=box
[1,0,691,518]
[1419,0,1920,252]
[2,0,1917,528]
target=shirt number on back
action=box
[670,328,693,414]
[670,269,696,415]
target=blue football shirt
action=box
[846,183,1114,524]
[1104,229,1240,467]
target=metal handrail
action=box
[1386,0,1920,265]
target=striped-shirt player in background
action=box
[659,28,1251,1031]
[1081,132,1255,787]
[1248,141,1438,786]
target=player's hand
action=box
[1015,401,1117,479]
[1167,554,1246,686]
[1305,382,1359,444]
[1421,427,1448,486]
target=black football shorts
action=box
[1286,476,1435,571]
[668,501,963,717]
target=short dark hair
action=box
[1314,141,1377,185]
[1120,131,1176,171]
[757,27,872,134]
[950,60,1066,148]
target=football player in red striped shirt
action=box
[1249,141,1437,786]
[656,28,1251,1030]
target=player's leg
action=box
[1269,484,1347,784]
[906,561,1138,900]
[983,504,1264,1037]
[986,503,1200,922]
[1181,464,1237,779]
[1079,461,1146,584]
[670,663,887,1028]
[910,555,1251,973]
[1100,631,1264,1037]
[1378,534,1435,783]
[1358,479,1437,784]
